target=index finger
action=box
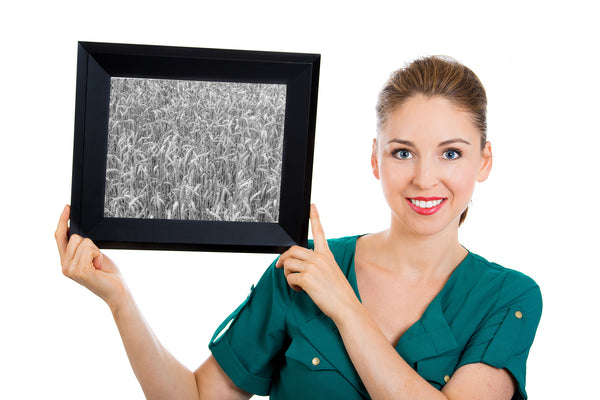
[54,205,70,259]
[310,204,329,253]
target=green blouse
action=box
[209,235,542,399]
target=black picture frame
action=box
[70,41,320,253]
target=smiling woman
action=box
[376,56,489,226]
[208,57,540,400]
[372,94,492,236]
[56,55,541,400]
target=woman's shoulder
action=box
[467,251,540,289]
[460,251,542,310]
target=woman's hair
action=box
[375,56,488,226]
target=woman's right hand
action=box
[55,206,251,400]
[55,205,128,310]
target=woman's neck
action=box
[362,220,467,282]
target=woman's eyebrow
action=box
[386,138,415,146]
[386,138,471,146]
[438,138,471,146]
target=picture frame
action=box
[70,41,320,253]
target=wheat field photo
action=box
[103,77,286,222]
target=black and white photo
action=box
[104,77,286,223]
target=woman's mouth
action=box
[407,198,446,215]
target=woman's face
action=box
[372,94,492,237]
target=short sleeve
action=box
[209,258,294,396]
[457,273,543,400]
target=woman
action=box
[55,56,542,400]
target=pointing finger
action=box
[310,204,329,253]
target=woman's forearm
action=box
[110,291,200,400]
[333,302,447,400]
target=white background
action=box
[2,1,598,398]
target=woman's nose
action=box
[412,158,439,189]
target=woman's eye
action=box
[394,150,413,159]
[442,150,461,160]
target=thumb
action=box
[94,253,120,275]
[92,253,104,270]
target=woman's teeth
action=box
[410,199,444,208]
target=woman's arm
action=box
[334,300,514,400]
[277,205,514,400]
[111,293,250,400]
[55,205,250,400]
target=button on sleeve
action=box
[457,280,542,400]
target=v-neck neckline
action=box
[346,234,471,349]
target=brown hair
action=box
[376,56,488,226]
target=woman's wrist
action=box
[108,286,135,317]
[331,294,367,330]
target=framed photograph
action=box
[70,41,320,253]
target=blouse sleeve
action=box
[208,258,295,396]
[457,271,543,400]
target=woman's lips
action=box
[406,197,446,215]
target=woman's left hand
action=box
[276,204,360,322]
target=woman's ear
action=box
[476,141,493,182]
[371,138,380,180]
